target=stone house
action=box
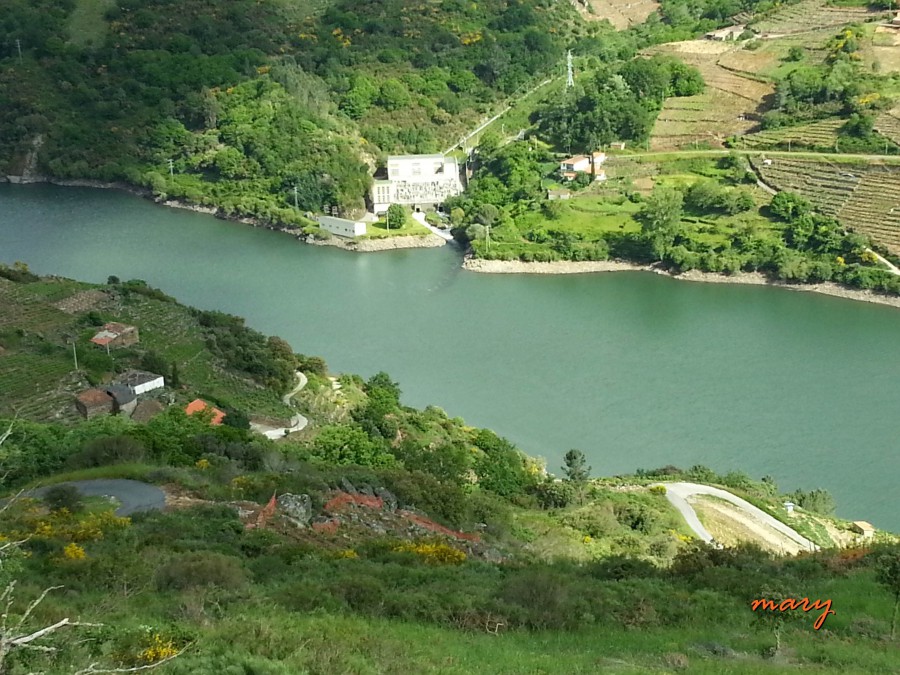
[75,388,115,419]
[90,322,139,349]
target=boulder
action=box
[340,477,358,495]
[277,493,312,527]
[375,487,398,511]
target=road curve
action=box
[251,371,309,440]
[28,479,165,516]
[656,481,819,552]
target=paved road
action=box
[28,479,165,516]
[251,371,309,440]
[656,482,818,552]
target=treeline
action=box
[535,55,704,152]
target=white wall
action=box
[317,215,367,238]
[133,377,165,395]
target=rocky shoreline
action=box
[462,257,900,309]
[306,233,447,251]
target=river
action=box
[1,184,898,530]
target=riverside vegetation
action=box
[1,271,899,672]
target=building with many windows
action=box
[370,154,463,214]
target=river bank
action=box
[2,176,449,253]
[462,257,900,309]
[306,232,447,251]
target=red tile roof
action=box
[185,398,225,425]
[77,388,114,407]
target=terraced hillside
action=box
[647,41,773,150]
[874,108,900,146]
[755,157,900,254]
[751,0,885,34]
[0,277,294,423]
[737,119,844,150]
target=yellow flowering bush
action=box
[62,543,86,561]
[394,541,466,565]
[333,548,359,559]
[137,634,180,664]
[195,458,211,470]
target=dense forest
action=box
[0,0,798,221]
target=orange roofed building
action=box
[185,399,226,425]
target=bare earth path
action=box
[657,482,818,553]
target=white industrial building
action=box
[370,154,463,214]
[317,214,367,238]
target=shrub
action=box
[156,551,248,591]
[649,485,667,495]
[43,485,84,513]
[68,435,147,468]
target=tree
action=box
[638,187,683,257]
[769,191,811,222]
[386,204,406,230]
[170,361,180,388]
[875,549,900,640]
[786,46,804,62]
[562,449,591,482]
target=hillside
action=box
[1,271,899,672]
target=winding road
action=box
[657,482,819,553]
[28,479,165,516]
[250,371,309,440]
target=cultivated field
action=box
[647,41,774,150]
[755,156,900,253]
[736,119,844,150]
[572,0,659,29]
[750,0,884,35]
[875,107,900,146]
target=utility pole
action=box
[167,158,174,178]
[16,39,22,62]
[293,185,299,210]
[485,225,491,253]
[69,339,78,371]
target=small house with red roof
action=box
[185,399,226,425]
[90,322,139,349]
[559,151,606,182]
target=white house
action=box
[370,154,463,214]
[317,214,367,238]
[559,151,607,181]
[114,370,165,396]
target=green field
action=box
[67,0,115,47]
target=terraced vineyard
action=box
[750,0,884,34]
[874,109,900,146]
[755,157,900,253]
[0,278,74,334]
[737,119,844,150]
[0,352,85,422]
[648,41,773,150]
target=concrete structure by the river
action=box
[317,214,367,238]
[370,154,463,214]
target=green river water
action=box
[1,184,898,529]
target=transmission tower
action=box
[566,50,574,89]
